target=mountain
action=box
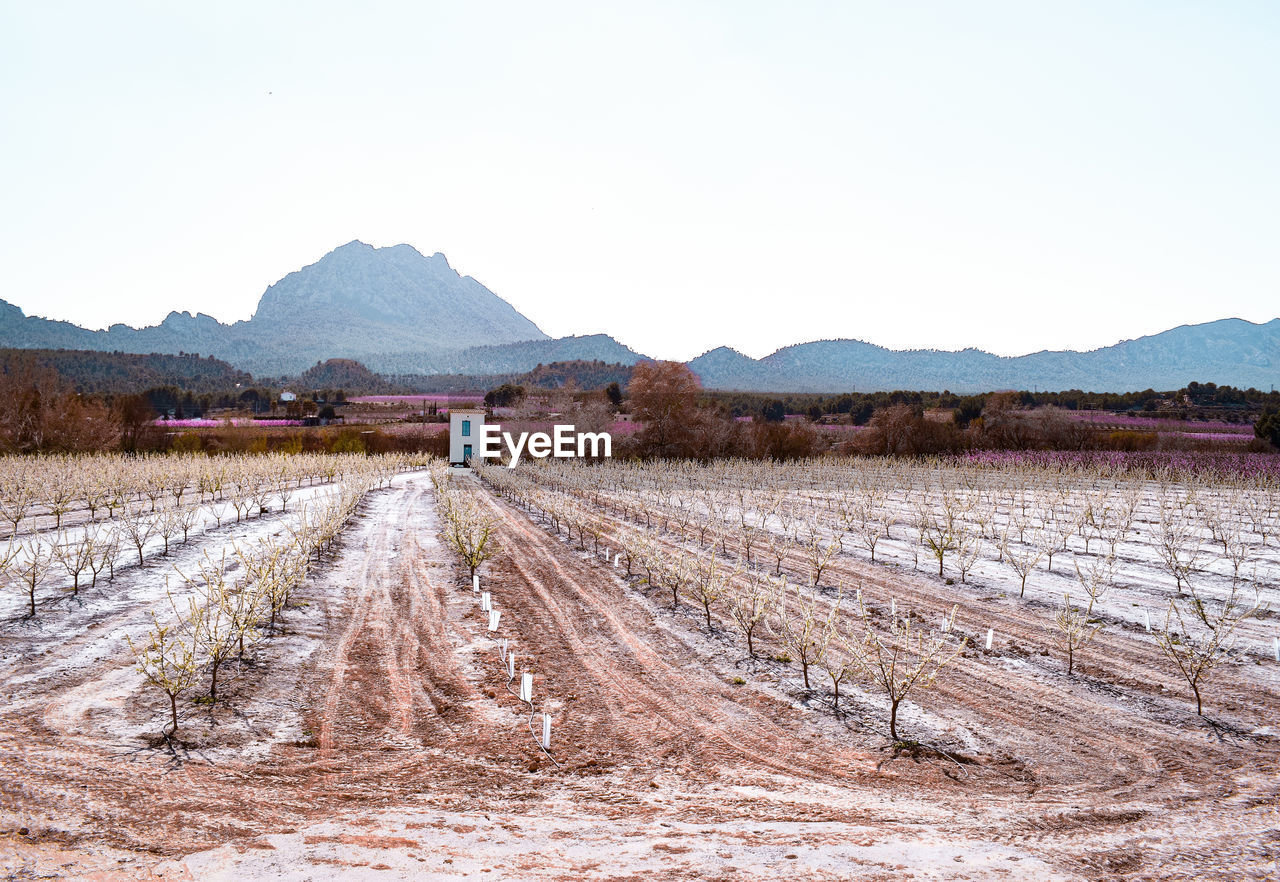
[246,241,546,366]
[4,241,1277,392]
[0,241,550,374]
[688,318,1280,393]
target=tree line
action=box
[709,381,1280,426]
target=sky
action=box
[1,1,1277,362]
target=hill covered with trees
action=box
[0,348,251,395]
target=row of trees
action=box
[480,462,970,743]
[0,452,416,539]
[0,453,417,619]
[129,480,373,736]
[429,463,499,579]
[486,456,1272,719]
[710,382,1278,425]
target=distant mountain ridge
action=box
[1,240,1277,392]
[687,318,1280,393]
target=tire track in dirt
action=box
[467,479,956,792]
[0,476,533,858]
[576,493,1280,783]
[314,481,498,757]
[513,481,1280,877]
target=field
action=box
[1,453,1278,880]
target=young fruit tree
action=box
[53,531,95,595]
[1156,505,1202,595]
[819,616,857,715]
[443,494,499,580]
[847,599,965,743]
[916,503,958,578]
[801,524,842,588]
[179,556,241,703]
[728,572,778,658]
[12,539,52,617]
[120,505,156,567]
[687,551,737,632]
[1054,592,1101,675]
[1072,552,1115,616]
[1155,579,1258,716]
[128,612,200,737]
[770,580,835,691]
[1000,533,1043,599]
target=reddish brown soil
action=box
[1,472,1277,880]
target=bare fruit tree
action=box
[916,499,959,578]
[1072,552,1115,616]
[128,611,200,737]
[770,581,836,691]
[847,599,965,743]
[53,531,95,595]
[1156,502,1202,595]
[1054,592,1101,675]
[801,524,841,588]
[1002,530,1044,598]
[687,551,737,632]
[728,572,777,658]
[441,492,499,580]
[820,616,857,715]
[179,555,240,703]
[1155,579,1257,716]
[12,539,52,617]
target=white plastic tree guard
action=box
[507,652,515,679]
[1274,636,1279,663]
[985,628,994,650]
[542,713,552,749]
[488,609,501,631]
[481,591,491,612]
[520,672,533,702]
[613,553,619,569]
[890,598,897,618]
[499,638,508,660]
[1143,610,1151,632]
[472,574,480,594]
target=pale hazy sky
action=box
[2,1,1277,361]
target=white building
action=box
[449,408,486,466]
[280,391,297,403]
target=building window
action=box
[462,419,471,437]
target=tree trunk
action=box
[209,660,219,702]
[890,698,900,741]
[1192,681,1202,715]
[169,692,178,735]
